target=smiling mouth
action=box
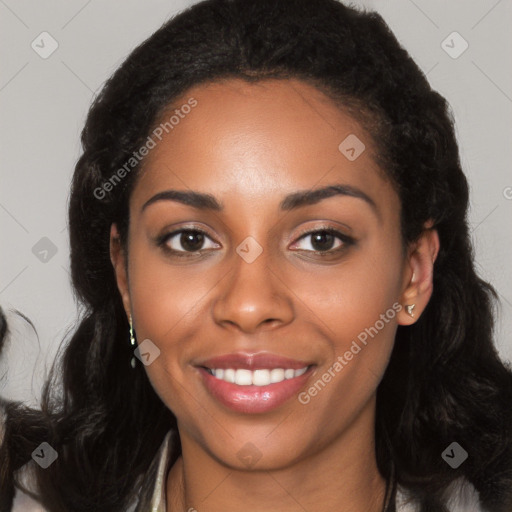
[196,357,316,414]
[202,366,311,386]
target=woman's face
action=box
[111,78,430,470]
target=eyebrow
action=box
[141,184,378,215]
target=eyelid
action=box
[294,223,352,239]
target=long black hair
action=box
[1,1,511,511]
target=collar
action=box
[149,430,174,512]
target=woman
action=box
[1,0,511,511]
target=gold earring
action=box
[405,304,416,317]
[129,315,136,368]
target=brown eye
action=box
[308,231,338,252]
[292,228,353,254]
[177,231,206,252]
[159,229,220,255]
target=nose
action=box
[212,244,295,334]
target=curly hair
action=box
[1,0,511,511]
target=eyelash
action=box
[156,225,355,259]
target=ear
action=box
[110,223,131,319]
[397,221,440,326]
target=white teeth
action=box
[235,369,253,385]
[209,367,309,386]
[284,369,295,379]
[294,367,307,377]
[252,369,270,386]
[223,369,235,383]
[270,368,284,383]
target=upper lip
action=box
[195,352,313,370]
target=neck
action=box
[166,399,387,512]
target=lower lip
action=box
[197,367,314,414]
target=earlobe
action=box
[109,223,131,318]
[397,224,440,326]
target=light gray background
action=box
[1,0,511,407]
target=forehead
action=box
[131,78,397,217]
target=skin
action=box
[110,78,439,512]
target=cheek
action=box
[128,240,212,340]
[288,234,403,345]
[126,242,221,409]
[292,236,402,406]
[296,290,400,440]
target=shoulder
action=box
[10,456,48,511]
[12,489,47,512]
[396,478,484,512]
[9,430,174,512]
